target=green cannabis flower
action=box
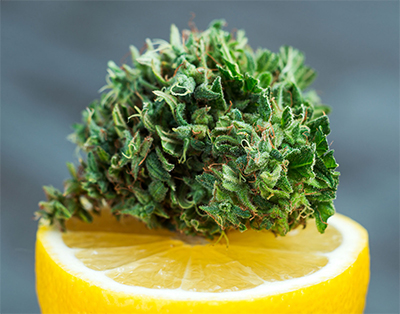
[38,20,339,238]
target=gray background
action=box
[1,1,399,313]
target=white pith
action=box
[39,213,367,301]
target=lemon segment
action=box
[180,246,265,292]
[217,246,328,282]
[107,247,190,289]
[74,241,182,271]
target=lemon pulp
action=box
[63,212,342,292]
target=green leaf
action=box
[258,181,290,200]
[236,187,257,211]
[153,91,178,120]
[176,185,195,209]
[54,201,73,219]
[146,152,171,182]
[200,203,225,228]
[77,210,93,223]
[281,106,294,129]
[194,82,220,101]
[96,146,110,163]
[43,185,63,200]
[149,181,168,202]
[112,104,127,138]
[244,50,256,74]
[270,149,283,162]
[156,126,182,157]
[170,24,183,53]
[191,107,213,125]
[260,164,281,188]
[256,93,272,122]
[209,19,226,30]
[314,126,329,156]
[286,146,315,180]
[171,74,196,96]
[322,150,338,169]
[224,59,242,78]
[256,49,279,73]
[87,152,100,175]
[314,202,335,233]
[155,147,174,172]
[210,76,227,112]
[307,115,330,137]
[244,73,258,93]
[196,173,217,191]
[154,204,170,219]
[314,155,335,189]
[275,174,293,193]
[258,72,272,89]
[278,46,316,90]
[63,179,81,195]
[131,187,151,205]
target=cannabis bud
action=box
[38,20,339,238]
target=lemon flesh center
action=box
[63,214,342,292]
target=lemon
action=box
[36,212,369,313]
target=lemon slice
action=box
[36,212,369,313]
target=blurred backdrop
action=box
[2,1,399,313]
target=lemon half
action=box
[36,212,369,313]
